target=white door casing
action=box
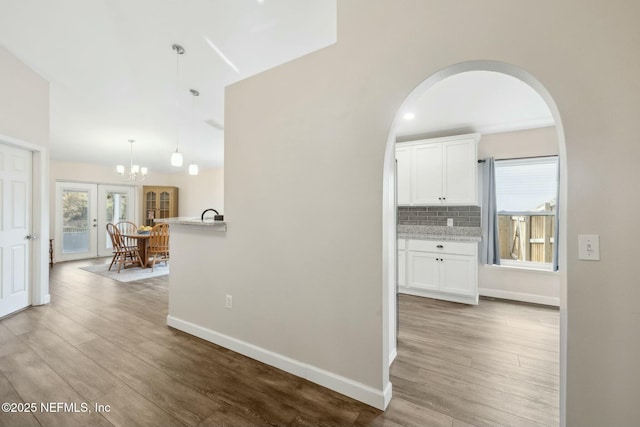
[0,144,32,318]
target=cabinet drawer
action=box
[407,239,477,256]
[398,238,406,250]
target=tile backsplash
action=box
[398,206,481,227]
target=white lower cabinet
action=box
[399,238,478,304]
[397,238,406,288]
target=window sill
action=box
[484,263,559,275]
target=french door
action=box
[55,182,136,261]
[0,144,32,318]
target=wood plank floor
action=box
[0,259,559,426]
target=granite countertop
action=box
[155,217,227,230]
[398,225,482,242]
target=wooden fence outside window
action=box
[498,203,555,264]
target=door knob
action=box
[25,234,37,240]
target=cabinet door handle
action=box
[436,245,444,248]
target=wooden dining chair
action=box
[148,223,170,271]
[106,223,143,273]
[115,221,138,249]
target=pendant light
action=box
[117,139,147,181]
[188,88,199,176]
[171,44,184,167]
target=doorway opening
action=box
[54,182,136,262]
[383,60,567,423]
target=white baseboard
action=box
[382,381,393,409]
[479,288,559,307]
[398,286,478,305]
[389,347,398,366]
[33,293,51,306]
[167,315,391,410]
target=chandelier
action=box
[116,139,147,181]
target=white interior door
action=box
[97,185,135,257]
[0,144,32,318]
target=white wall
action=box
[170,1,639,424]
[478,127,561,306]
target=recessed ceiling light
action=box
[403,112,415,120]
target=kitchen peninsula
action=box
[156,216,229,345]
[157,216,227,229]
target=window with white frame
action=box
[495,156,558,270]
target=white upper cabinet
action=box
[396,133,480,206]
[442,137,478,204]
[413,143,443,204]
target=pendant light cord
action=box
[175,47,180,153]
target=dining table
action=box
[122,232,151,268]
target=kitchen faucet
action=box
[201,208,223,221]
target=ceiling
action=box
[0,0,336,173]
[1,4,554,173]
[395,71,554,140]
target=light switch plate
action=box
[447,218,453,227]
[578,235,600,260]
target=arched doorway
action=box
[382,60,567,422]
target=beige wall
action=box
[0,46,49,148]
[170,1,640,424]
[169,167,224,218]
[478,126,559,159]
[478,127,561,305]
[0,45,50,305]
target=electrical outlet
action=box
[447,218,453,227]
[225,294,232,309]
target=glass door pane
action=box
[159,191,170,219]
[55,182,98,261]
[62,189,90,254]
[145,190,156,227]
[97,185,135,257]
